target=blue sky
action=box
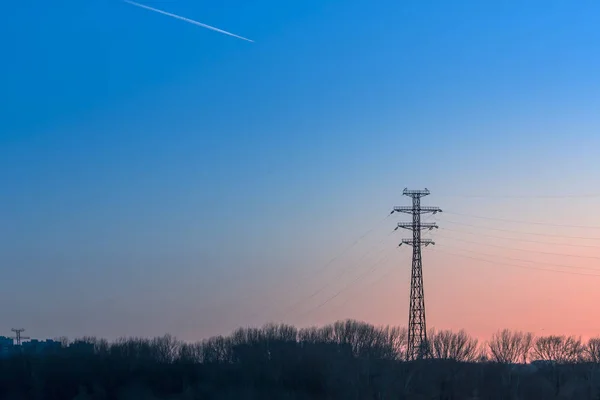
[2,0,600,341]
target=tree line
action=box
[1,320,600,399]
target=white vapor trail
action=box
[123,0,254,43]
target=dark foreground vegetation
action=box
[2,320,600,399]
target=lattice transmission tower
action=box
[11,328,30,346]
[392,188,441,360]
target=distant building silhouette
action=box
[22,339,61,355]
[0,336,15,358]
[1,333,65,358]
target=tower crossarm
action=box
[392,206,442,214]
[396,222,438,231]
[402,188,430,197]
[400,239,435,247]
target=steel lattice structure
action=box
[392,188,441,360]
[11,328,30,346]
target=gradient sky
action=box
[2,0,600,342]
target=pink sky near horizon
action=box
[209,198,600,345]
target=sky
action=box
[1,0,600,342]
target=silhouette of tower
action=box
[392,188,441,360]
[11,329,30,346]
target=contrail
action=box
[123,0,254,43]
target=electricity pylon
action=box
[392,188,441,360]
[11,328,30,346]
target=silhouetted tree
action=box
[177,342,203,364]
[150,334,180,363]
[429,328,480,362]
[1,322,600,399]
[487,329,533,364]
[587,338,600,364]
[533,335,584,363]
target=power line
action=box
[256,218,394,324]
[433,248,600,278]
[436,217,600,241]
[432,232,600,260]
[306,213,392,278]
[434,243,600,273]
[329,229,439,316]
[272,214,389,302]
[218,215,390,336]
[439,226,600,249]
[437,193,600,199]
[332,259,399,313]
[298,253,392,319]
[280,236,393,318]
[444,211,600,230]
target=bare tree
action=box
[77,336,109,355]
[532,335,584,363]
[587,338,600,363]
[298,326,322,343]
[328,320,379,357]
[54,336,70,348]
[178,342,204,363]
[387,326,408,360]
[429,329,480,362]
[201,335,233,363]
[261,323,298,342]
[151,334,181,363]
[297,320,405,360]
[487,329,533,364]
